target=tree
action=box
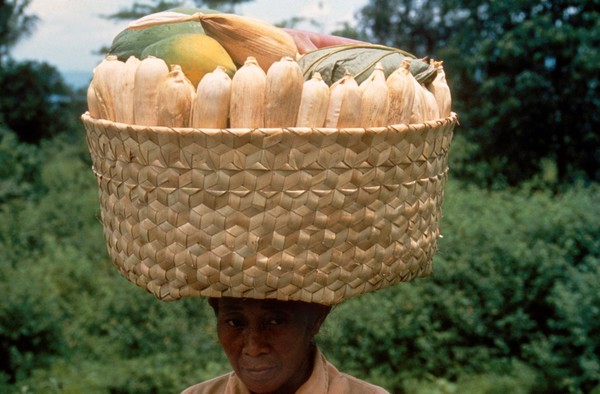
[358,0,453,55]
[0,59,73,144]
[356,0,600,186]
[0,0,38,64]
[0,0,81,144]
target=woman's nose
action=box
[242,327,270,356]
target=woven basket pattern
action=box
[82,113,457,305]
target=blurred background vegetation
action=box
[1,0,599,393]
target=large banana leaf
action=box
[297,44,436,86]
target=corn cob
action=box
[359,62,389,127]
[427,60,452,117]
[114,56,140,124]
[156,65,196,127]
[91,55,124,121]
[409,78,427,123]
[230,57,266,128]
[421,84,440,121]
[296,72,330,127]
[325,70,361,128]
[191,66,232,128]
[264,57,304,128]
[86,70,101,118]
[386,59,414,124]
[133,56,169,126]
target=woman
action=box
[181,297,389,394]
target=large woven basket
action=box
[82,113,457,305]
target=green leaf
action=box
[297,44,436,86]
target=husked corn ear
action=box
[325,70,361,128]
[91,55,124,121]
[191,66,232,128]
[386,59,414,124]
[427,60,452,117]
[86,70,101,118]
[157,65,196,127]
[296,72,329,127]
[359,63,389,127]
[128,11,298,73]
[230,57,266,128]
[133,56,169,126]
[114,56,140,124]
[264,57,304,127]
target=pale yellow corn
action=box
[421,84,440,121]
[427,60,452,117]
[133,56,169,126]
[264,57,304,127]
[325,70,361,128]
[359,62,389,127]
[86,70,101,118]
[191,66,232,128]
[113,56,140,124]
[230,57,266,128]
[296,72,329,127]
[386,59,415,124]
[156,65,196,127]
[409,78,428,123]
[91,55,124,121]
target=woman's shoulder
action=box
[180,372,232,394]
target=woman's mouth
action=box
[242,365,278,381]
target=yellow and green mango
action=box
[108,8,217,61]
[141,33,236,87]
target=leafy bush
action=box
[319,181,600,393]
[1,105,598,393]
[0,129,229,393]
[0,258,66,384]
[0,127,43,203]
[0,60,73,144]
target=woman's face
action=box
[214,298,327,394]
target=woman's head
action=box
[208,297,331,394]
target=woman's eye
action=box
[225,319,244,328]
[266,316,287,325]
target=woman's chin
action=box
[240,366,281,392]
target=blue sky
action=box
[12,0,367,73]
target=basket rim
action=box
[81,112,458,136]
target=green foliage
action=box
[318,181,600,393]
[1,100,598,393]
[0,254,66,383]
[0,59,75,144]
[1,1,599,393]
[0,126,42,202]
[0,130,229,392]
[357,0,600,186]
